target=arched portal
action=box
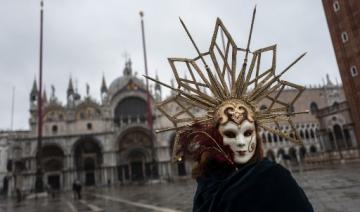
[73,137,102,186]
[38,145,64,190]
[127,149,147,181]
[117,128,156,182]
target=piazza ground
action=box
[1,161,360,212]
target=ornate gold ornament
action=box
[144,7,308,160]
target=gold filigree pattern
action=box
[145,7,307,160]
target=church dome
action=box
[107,59,146,101]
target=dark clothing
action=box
[72,182,82,199]
[193,159,314,212]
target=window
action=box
[87,123,92,130]
[350,66,358,77]
[341,32,349,43]
[52,125,58,134]
[310,102,318,114]
[333,1,340,12]
[260,105,267,111]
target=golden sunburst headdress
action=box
[145,7,307,160]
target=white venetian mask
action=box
[218,120,257,164]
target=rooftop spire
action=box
[67,76,74,97]
[31,78,38,93]
[155,72,161,91]
[101,74,108,93]
[42,88,47,103]
[123,59,133,76]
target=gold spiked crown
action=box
[145,8,307,160]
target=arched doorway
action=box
[299,146,307,162]
[333,124,345,149]
[128,150,146,181]
[39,145,65,190]
[310,145,317,155]
[117,128,156,182]
[288,148,298,165]
[73,137,102,186]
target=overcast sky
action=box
[0,0,340,130]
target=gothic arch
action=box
[288,147,298,165]
[333,124,346,149]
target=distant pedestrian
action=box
[47,183,56,199]
[72,180,82,200]
[15,188,22,203]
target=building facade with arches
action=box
[2,61,358,194]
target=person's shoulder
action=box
[257,159,292,180]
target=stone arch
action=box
[74,101,101,120]
[267,133,273,143]
[299,146,307,161]
[333,124,345,149]
[38,144,65,172]
[273,134,278,143]
[73,136,103,186]
[305,130,310,139]
[261,133,266,144]
[38,144,65,190]
[300,130,304,139]
[116,127,157,182]
[310,129,315,139]
[310,145,317,154]
[288,147,298,165]
[310,102,318,114]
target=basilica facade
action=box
[1,60,358,195]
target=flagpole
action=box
[140,11,157,179]
[35,0,44,193]
[139,11,153,130]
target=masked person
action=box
[147,8,313,212]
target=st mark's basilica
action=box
[0,58,358,195]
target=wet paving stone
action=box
[1,162,360,212]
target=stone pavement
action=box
[1,162,359,212]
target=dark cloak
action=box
[193,159,314,212]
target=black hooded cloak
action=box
[193,159,314,212]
